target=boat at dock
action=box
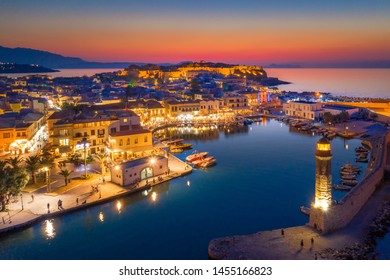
[162,138,184,146]
[300,206,310,216]
[170,143,192,151]
[200,157,217,168]
[186,151,208,163]
[333,184,352,191]
[341,179,358,186]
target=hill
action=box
[0,46,138,69]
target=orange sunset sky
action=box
[1,0,390,66]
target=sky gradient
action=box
[1,0,390,65]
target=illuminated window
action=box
[135,137,138,144]
[59,139,69,146]
[3,133,10,138]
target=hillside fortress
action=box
[119,61,267,81]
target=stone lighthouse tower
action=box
[309,137,333,232]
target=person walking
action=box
[47,203,50,214]
[300,239,304,247]
[281,229,284,236]
[31,194,34,202]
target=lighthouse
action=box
[309,137,334,232]
[313,137,333,211]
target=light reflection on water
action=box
[44,220,55,239]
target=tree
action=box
[6,156,24,170]
[58,169,73,186]
[25,155,41,184]
[93,153,108,176]
[339,111,350,122]
[0,160,29,211]
[322,112,334,124]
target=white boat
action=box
[201,158,217,168]
[300,206,310,216]
[341,174,357,180]
[186,151,208,163]
[341,179,358,186]
[333,184,352,191]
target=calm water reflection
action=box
[0,119,366,259]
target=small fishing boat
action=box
[341,179,358,186]
[333,184,352,191]
[170,143,192,150]
[201,158,217,168]
[186,151,208,163]
[300,206,310,216]
[170,147,183,153]
[355,147,368,153]
[341,174,357,180]
[355,158,368,163]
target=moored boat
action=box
[341,179,358,186]
[300,206,310,216]
[333,184,352,191]
[186,151,208,163]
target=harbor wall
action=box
[310,133,390,233]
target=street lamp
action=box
[20,194,24,210]
[77,137,90,178]
[43,167,51,192]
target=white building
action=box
[283,101,322,120]
[111,155,168,186]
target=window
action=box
[91,130,95,135]
[123,118,128,123]
[135,137,138,144]
[160,165,162,169]
[59,129,68,136]
[126,138,130,145]
[144,136,148,143]
[3,133,10,138]
[17,132,20,137]
[59,139,69,146]
[119,139,123,146]
[110,128,116,134]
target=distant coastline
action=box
[0,63,59,74]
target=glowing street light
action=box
[76,137,90,178]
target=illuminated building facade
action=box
[111,155,168,186]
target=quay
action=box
[0,153,192,235]
[209,128,390,259]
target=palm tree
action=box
[25,155,41,184]
[58,169,73,186]
[6,156,24,169]
[93,153,108,176]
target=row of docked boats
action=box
[333,163,361,191]
[355,146,369,163]
[185,151,217,168]
[282,118,337,139]
[161,138,194,153]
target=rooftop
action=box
[120,155,166,169]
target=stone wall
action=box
[310,133,390,233]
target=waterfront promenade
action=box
[0,153,191,234]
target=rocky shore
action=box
[319,198,390,260]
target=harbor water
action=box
[0,119,366,260]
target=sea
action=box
[265,68,390,99]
